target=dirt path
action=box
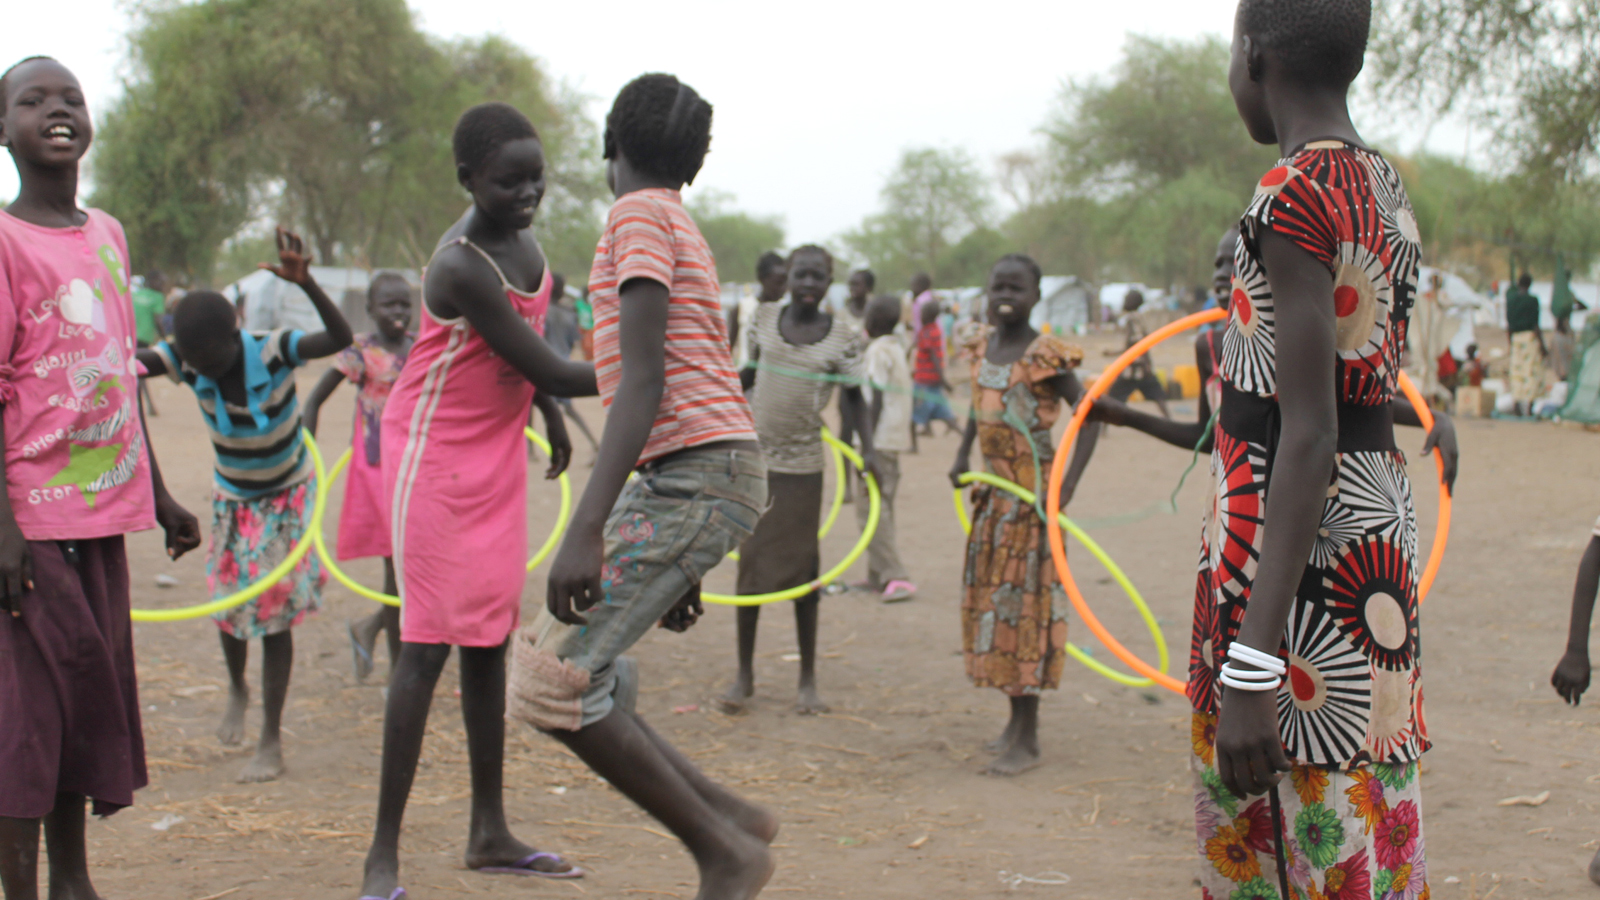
[90,345,1600,899]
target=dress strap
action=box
[451,236,516,290]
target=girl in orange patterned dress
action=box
[949,254,1099,776]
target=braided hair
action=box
[604,74,713,186]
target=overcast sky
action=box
[3,0,1472,246]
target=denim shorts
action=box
[509,445,767,731]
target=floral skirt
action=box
[207,481,325,639]
[1191,711,1428,900]
[1509,330,1545,403]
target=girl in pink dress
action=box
[356,102,596,900]
[303,271,415,681]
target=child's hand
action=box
[657,586,703,633]
[156,495,202,561]
[1553,649,1592,705]
[0,517,33,617]
[544,414,572,479]
[948,460,968,490]
[546,526,604,626]
[259,226,314,286]
[1419,414,1459,494]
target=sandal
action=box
[474,851,585,879]
[881,580,917,603]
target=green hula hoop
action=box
[952,472,1170,688]
[306,428,572,608]
[702,429,880,607]
[727,429,846,561]
[130,428,328,623]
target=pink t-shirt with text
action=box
[0,209,155,540]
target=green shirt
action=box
[574,296,593,331]
[131,287,166,344]
[1506,287,1541,334]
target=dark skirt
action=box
[736,471,822,598]
[0,536,146,818]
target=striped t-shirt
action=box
[749,302,865,474]
[589,188,756,465]
[154,329,312,498]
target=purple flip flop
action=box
[476,851,585,879]
[359,889,405,900]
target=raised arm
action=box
[546,277,668,625]
[258,227,352,360]
[1215,229,1338,799]
[429,248,596,398]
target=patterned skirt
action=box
[1191,712,1428,900]
[960,485,1067,694]
[207,480,325,639]
[1509,330,1545,404]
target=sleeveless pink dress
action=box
[382,238,549,647]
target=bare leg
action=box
[0,813,41,900]
[239,631,291,782]
[350,560,403,681]
[631,712,779,843]
[42,793,99,900]
[559,401,599,454]
[217,631,249,746]
[551,711,773,900]
[794,593,828,714]
[459,643,567,874]
[360,642,451,899]
[1590,846,1600,886]
[984,695,1041,776]
[718,606,759,714]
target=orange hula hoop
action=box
[1043,307,1452,696]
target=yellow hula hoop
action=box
[727,430,847,562]
[952,473,1170,688]
[306,429,572,608]
[129,428,328,623]
[702,429,880,606]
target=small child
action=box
[141,227,352,783]
[856,294,916,602]
[0,55,201,900]
[1553,518,1600,883]
[302,271,415,681]
[834,268,874,501]
[912,298,959,438]
[358,101,589,900]
[949,253,1100,776]
[726,243,878,716]
[1108,288,1171,417]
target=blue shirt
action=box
[154,329,311,498]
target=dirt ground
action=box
[81,331,1600,900]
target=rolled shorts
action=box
[510,445,767,731]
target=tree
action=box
[843,147,992,289]
[90,0,604,283]
[685,190,785,285]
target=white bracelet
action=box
[1219,668,1283,692]
[1227,642,1286,675]
[1219,662,1280,681]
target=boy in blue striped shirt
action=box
[139,228,351,783]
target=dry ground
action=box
[76,331,1600,899]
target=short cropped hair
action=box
[0,56,58,117]
[1238,0,1370,87]
[787,244,834,274]
[604,74,713,186]
[993,253,1043,292]
[453,102,539,174]
[368,270,410,301]
[171,290,239,348]
[851,269,877,291]
[756,251,785,281]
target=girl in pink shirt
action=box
[0,56,199,900]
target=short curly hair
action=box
[1237,0,1370,87]
[851,269,877,290]
[787,244,834,275]
[604,74,712,186]
[992,253,1043,292]
[453,102,539,174]
[755,250,785,281]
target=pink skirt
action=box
[337,414,391,561]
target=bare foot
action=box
[348,618,379,682]
[696,830,775,900]
[360,852,401,900]
[795,684,830,715]
[1589,846,1600,886]
[985,720,1020,753]
[237,736,284,783]
[217,686,248,746]
[717,674,754,715]
[983,741,1041,777]
[711,796,780,844]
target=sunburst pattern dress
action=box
[1190,141,1429,900]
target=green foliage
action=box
[843,147,992,289]
[685,190,785,285]
[89,0,604,284]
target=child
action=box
[1107,288,1171,417]
[141,227,350,784]
[834,268,873,500]
[0,55,201,900]
[1169,4,1432,897]
[1553,518,1600,883]
[302,270,415,681]
[727,250,786,374]
[357,102,591,900]
[725,243,878,715]
[856,293,916,602]
[509,73,778,900]
[948,254,1100,776]
[912,298,959,439]
[539,272,600,453]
